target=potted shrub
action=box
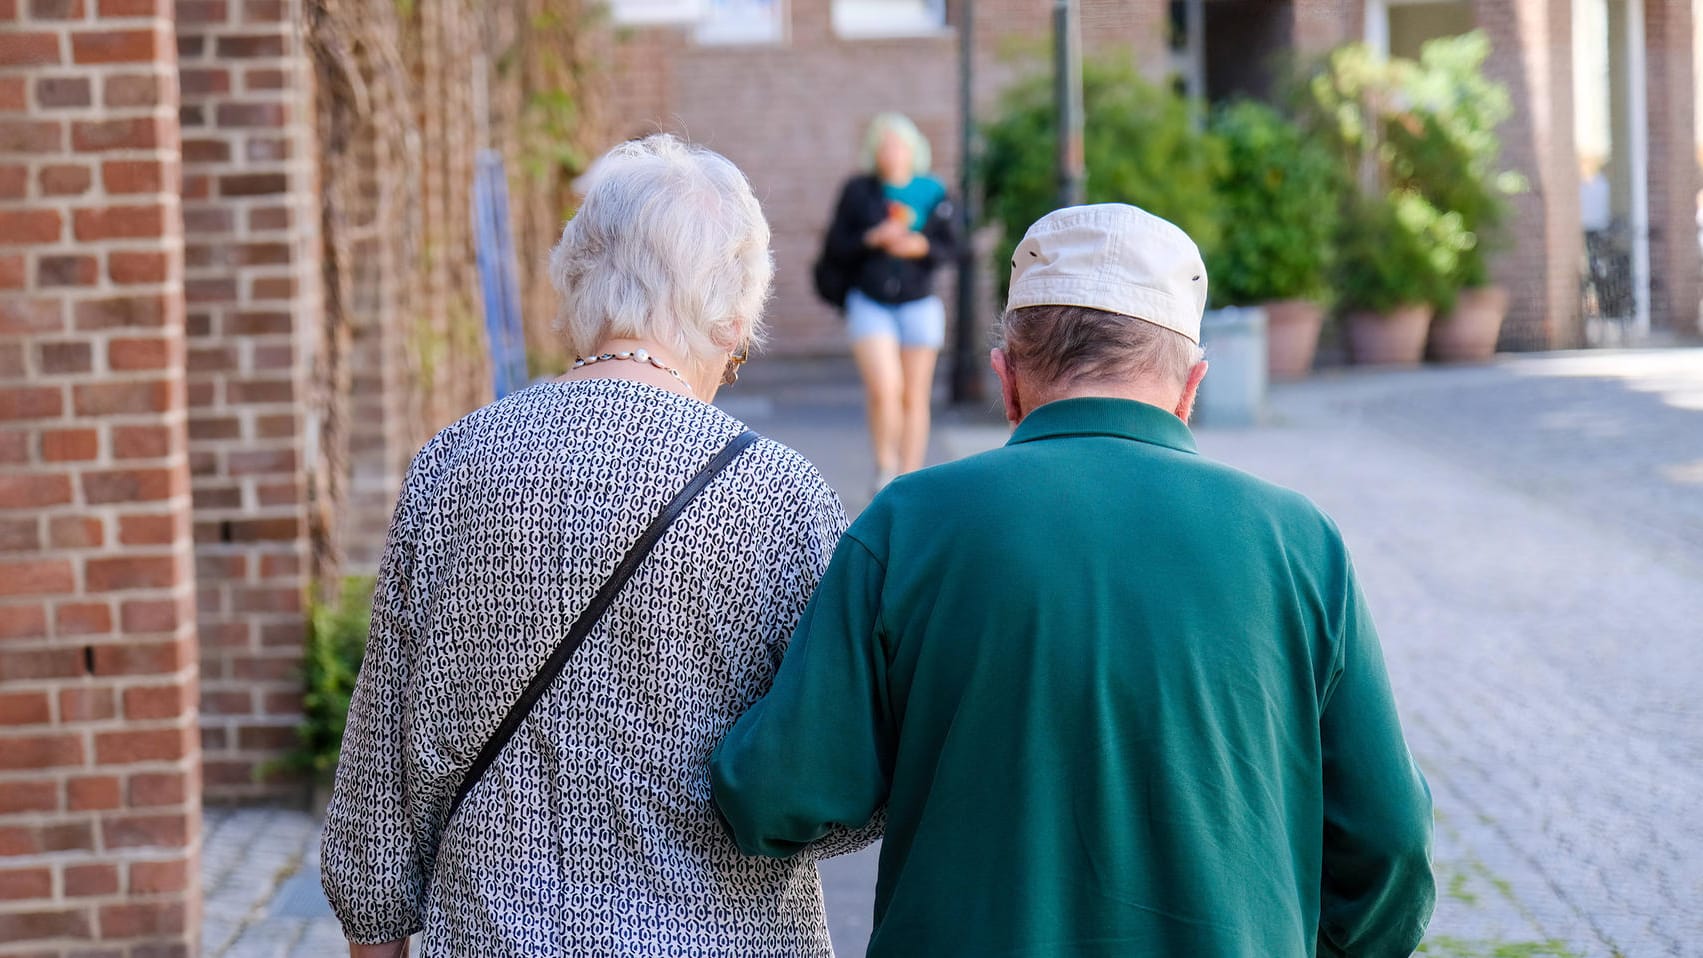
[1333,190,1469,365]
[980,57,1225,303]
[1207,99,1340,379]
[1384,31,1526,362]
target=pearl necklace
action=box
[572,348,694,397]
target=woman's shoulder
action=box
[735,434,839,505]
[837,173,882,200]
[401,380,737,485]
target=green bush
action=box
[1206,99,1341,306]
[1333,190,1471,314]
[266,576,376,784]
[979,58,1225,302]
[1292,43,1386,177]
[1383,31,1526,289]
[1297,36,1524,298]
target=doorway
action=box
[1575,0,1652,341]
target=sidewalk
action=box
[203,350,1703,957]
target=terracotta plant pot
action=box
[1346,303,1433,366]
[1262,299,1327,380]
[1428,285,1509,362]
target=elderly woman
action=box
[321,135,877,957]
[820,113,959,493]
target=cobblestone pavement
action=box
[200,806,345,957]
[1196,352,1703,958]
[204,350,1703,956]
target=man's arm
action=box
[710,534,894,858]
[1318,571,1436,956]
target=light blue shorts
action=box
[845,289,946,349]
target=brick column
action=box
[1289,0,1360,57]
[0,3,201,956]
[1474,0,1583,349]
[1644,0,1700,337]
[174,0,320,799]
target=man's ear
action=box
[1175,359,1208,423]
[991,348,1023,424]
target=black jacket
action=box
[823,174,959,306]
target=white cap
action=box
[1005,203,1208,344]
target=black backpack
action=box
[812,175,885,311]
[811,247,854,311]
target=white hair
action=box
[860,112,932,176]
[550,135,773,364]
[996,304,1204,390]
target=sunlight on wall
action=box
[1575,0,1611,171]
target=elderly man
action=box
[711,204,1435,956]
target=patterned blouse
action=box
[320,379,878,957]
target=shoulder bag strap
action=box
[446,429,761,822]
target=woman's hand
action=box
[864,219,906,250]
[888,232,929,259]
[350,940,408,958]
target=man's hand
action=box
[350,940,408,958]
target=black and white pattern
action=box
[321,379,876,957]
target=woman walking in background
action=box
[321,134,877,958]
[821,113,958,493]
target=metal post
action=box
[1183,0,1205,122]
[951,0,984,403]
[1053,0,1085,208]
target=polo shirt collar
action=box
[1007,396,1198,455]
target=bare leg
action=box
[898,346,939,474]
[852,334,904,479]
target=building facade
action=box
[609,0,1702,350]
[0,1,1699,954]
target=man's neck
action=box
[1020,384,1182,423]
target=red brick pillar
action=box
[1644,0,1700,337]
[1474,0,1583,349]
[1289,0,1360,56]
[175,0,320,799]
[0,2,201,956]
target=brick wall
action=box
[608,8,959,354]
[1644,0,1701,337]
[174,0,319,800]
[1290,0,1360,56]
[608,0,1163,355]
[1473,0,1582,349]
[0,2,202,955]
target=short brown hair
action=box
[995,304,1202,389]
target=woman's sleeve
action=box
[319,457,427,945]
[763,467,849,661]
[824,178,873,262]
[710,464,886,859]
[921,189,960,269]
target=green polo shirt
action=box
[711,397,1434,957]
